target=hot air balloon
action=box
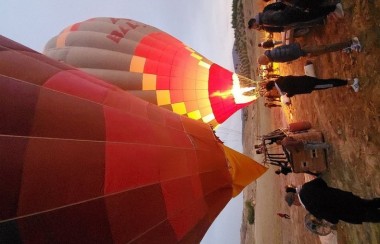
[43,17,259,128]
[0,35,267,243]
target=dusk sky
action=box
[1,1,245,243]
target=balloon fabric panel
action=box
[44,17,258,127]
[0,35,243,243]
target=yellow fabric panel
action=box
[130,56,146,73]
[198,61,211,69]
[172,102,187,115]
[222,145,268,197]
[196,67,210,81]
[197,90,209,99]
[197,98,211,109]
[187,110,202,120]
[196,80,208,89]
[156,90,171,106]
[200,106,212,115]
[191,52,203,60]
[142,74,157,90]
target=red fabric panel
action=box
[132,220,178,244]
[157,63,171,76]
[18,138,105,216]
[183,90,197,101]
[106,184,175,243]
[31,87,105,140]
[169,76,185,90]
[144,59,159,74]
[170,90,184,103]
[170,67,185,79]
[104,144,193,194]
[0,50,62,86]
[159,51,175,64]
[162,177,208,240]
[69,23,81,31]
[163,110,184,130]
[17,197,113,243]
[103,89,133,112]
[0,137,28,220]
[0,75,39,136]
[134,43,150,57]
[203,187,232,223]
[104,143,160,193]
[179,215,210,244]
[199,170,232,197]
[147,103,166,125]
[103,106,153,144]
[156,76,170,90]
[160,150,199,181]
[44,70,110,104]
[181,116,215,141]
[146,48,162,60]
[196,147,228,172]
[128,95,150,118]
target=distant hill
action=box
[231,0,252,78]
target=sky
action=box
[1,0,245,243]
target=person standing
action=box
[248,2,343,31]
[285,177,380,224]
[257,37,362,64]
[265,75,360,97]
[258,39,283,49]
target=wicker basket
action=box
[286,131,327,173]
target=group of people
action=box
[248,0,362,102]
[255,132,380,226]
[249,0,380,228]
[248,1,342,33]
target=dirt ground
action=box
[240,0,380,243]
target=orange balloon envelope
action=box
[0,36,266,243]
[44,17,258,127]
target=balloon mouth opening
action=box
[232,74,258,104]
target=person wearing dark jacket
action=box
[258,39,283,49]
[285,178,380,224]
[257,37,362,64]
[248,2,342,30]
[265,76,360,97]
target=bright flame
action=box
[211,90,231,99]
[232,74,258,104]
[209,74,258,104]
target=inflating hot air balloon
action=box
[0,35,267,243]
[44,17,259,127]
